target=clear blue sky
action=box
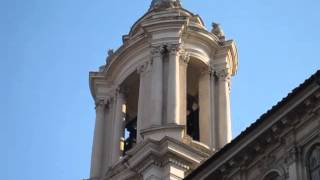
[1,0,319,179]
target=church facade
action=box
[185,70,320,180]
[88,0,320,180]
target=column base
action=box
[104,136,211,180]
[140,124,185,141]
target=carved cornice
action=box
[163,157,191,171]
[106,136,209,180]
[186,72,320,179]
[202,97,318,177]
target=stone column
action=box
[102,97,115,173]
[137,61,152,142]
[209,68,218,150]
[90,99,106,179]
[150,46,164,127]
[167,44,181,125]
[199,69,211,147]
[111,89,126,163]
[285,146,303,180]
[179,53,189,127]
[216,68,232,148]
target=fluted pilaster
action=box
[90,99,106,179]
[150,46,164,127]
[199,68,212,147]
[137,60,153,142]
[167,44,182,125]
[216,68,232,147]
[179,52,190,127]
[209,67,218,150]
[102,96,116,173]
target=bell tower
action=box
[88,0,238,179]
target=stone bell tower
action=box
[88,0,238,179]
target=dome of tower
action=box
[126,0,205,39]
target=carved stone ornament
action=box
[257,155,277,174]
[151,46,165,58]
[164,157,191,171]
[284,131,296,147]
[137,60,152,75]
[108,49,114,56]
[106,49,114,63]
[208,66,215,77]
[215,68,231,81]
[115,87,128,99]
[105,96,115,108]
[167,44,182,55]
[95,99,105,109]
[149,0,182,11]
[285,146,301,165]
[212,22,225,40]
[180,52,190,65]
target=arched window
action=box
[308,145,320,180]
[186,59,208,142]
[263,172,281,180]
[119,72,140,156]
[186,94,199,141]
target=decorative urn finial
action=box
[149,0,182,11]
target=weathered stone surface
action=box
[88,1,238,179]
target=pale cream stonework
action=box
[88,0,237,179]
[88,1,320,180]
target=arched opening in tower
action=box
[186,59,208,141]
[120,72,140,155]
[186,94,199,141]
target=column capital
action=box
[104,96,115,108]
[95,99,106,109]
[151,45,165,58]
[199,67,213,77]
[215,68,231,81]
[167,43,183,55]
[209,66,215,77]
[137,60,152,76]
[179,52,190,66]
[115,87,128,99]
[285,146,302,165]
